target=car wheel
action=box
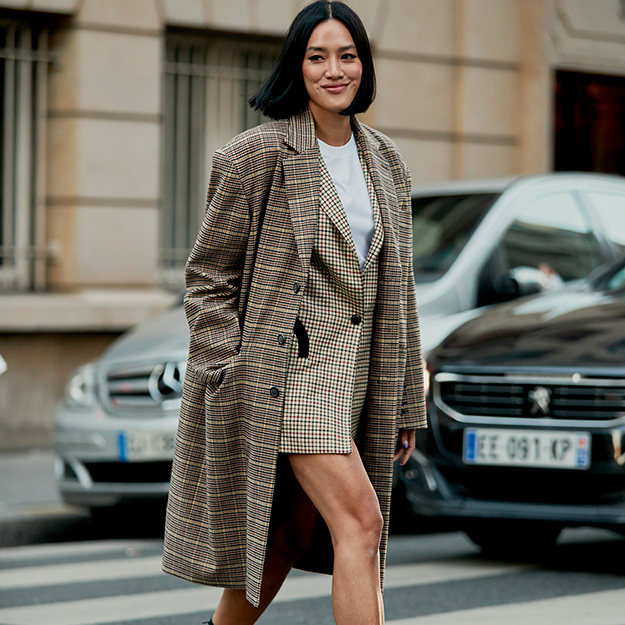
[464,520,563,557]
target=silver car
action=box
[55,173,625,509]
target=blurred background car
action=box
[400,256,625,553]
[54,172,625,511]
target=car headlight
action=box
[64,363,98,408]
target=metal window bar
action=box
[160,36,279,289]
[0,24,51,291]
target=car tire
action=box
[464,520,562,557]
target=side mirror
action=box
[494,266,548,301]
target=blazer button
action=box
[270,386,280,398]
[293,282,301,294]
[277,334,286,345]
[351,314,362,326]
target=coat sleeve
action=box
[396,161,428,430]
[183,149,250,381]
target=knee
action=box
[360,505,384,550]
[338,503,384,555]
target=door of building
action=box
[555,70,625,177]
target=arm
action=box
[184,150,250,381]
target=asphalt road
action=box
[1,525,624,624]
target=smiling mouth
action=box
[323,84,349,93]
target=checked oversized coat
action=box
[162,108,427,607]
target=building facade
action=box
[0,0,624,448]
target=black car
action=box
[399,258,625,553]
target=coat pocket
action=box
[194,356,239,399]
[205,366,227,397]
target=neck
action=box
[309,102,352,146]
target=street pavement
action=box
[1,528,625,624]
[0,449,90,547]
[2,450,625,624]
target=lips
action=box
[323,83,349,93]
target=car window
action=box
[608,265,625,292]
[585,191,625,257]
[500,192,603,281]
[412,193,500,282]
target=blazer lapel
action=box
[318,158,357,249]
[353,119,402,270]
[361,165,384,274]
[282,109,320,274]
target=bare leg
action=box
[289,441,384,625]
[211,456,319,625]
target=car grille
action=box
[436,373,625,422]
[104,362,186,413]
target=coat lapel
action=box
[282,109,320,273]
[281,112,402,275]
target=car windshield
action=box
[412,193,500,282]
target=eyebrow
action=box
[305,45,357,53]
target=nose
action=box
[326,55,344,78]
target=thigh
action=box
[268,454,320,552]
[288,442,381,537]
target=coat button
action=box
[270,387,280,398]
[293,282,301,294]
[277,334,286,345]
[351,314,362,326]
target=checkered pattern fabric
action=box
[280,152,383,454]
[162,109,427,608]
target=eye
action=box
[308,54,324,62]
[342,53,357,60]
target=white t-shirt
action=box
[318,134,375,269]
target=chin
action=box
[317,98,354,115]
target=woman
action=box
[162,2,427,624]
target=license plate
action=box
[117,430,175,462]
[463,428,590,469]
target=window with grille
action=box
[161,32,280,288]
[0,21,50,291]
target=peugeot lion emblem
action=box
[528,386,552,415]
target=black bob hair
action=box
[249,1,376,120]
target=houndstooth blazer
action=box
[162,108,427,607]
[280,153,384,453]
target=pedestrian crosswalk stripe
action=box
[0,559,528,625]
[0,552,525,592]
[0,539,163,563]
[1,570,624,625]
[385,587,625,625]
[0,555,164,589]
[0,586,221,625]
[383,561,530,590]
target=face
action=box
[302,19,363,116]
